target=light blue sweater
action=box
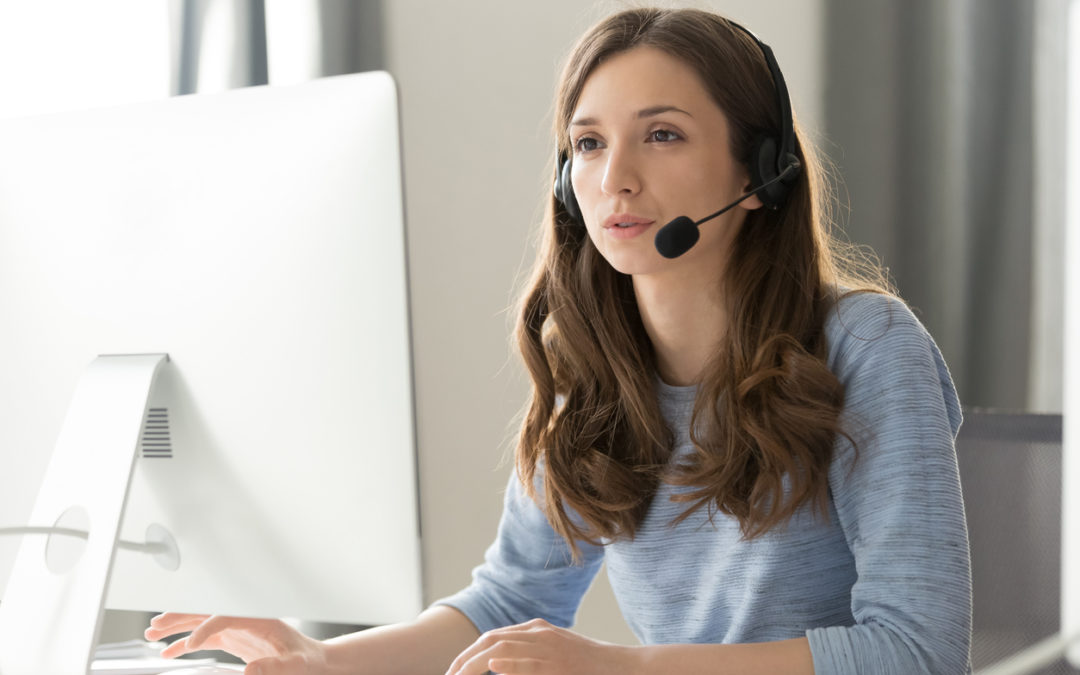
[434,292,972,674]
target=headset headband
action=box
[725,20,797,174]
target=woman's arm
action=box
[429,466,606,633]
[321,605,480,674]
[445,619,814,675]
[634,637,814,675]
[804,292,971,674]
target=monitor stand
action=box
[0,354,169,675]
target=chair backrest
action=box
[956,409,1076,673]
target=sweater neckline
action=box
[654,373,699,405]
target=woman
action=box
[147,8,972,674]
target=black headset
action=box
[553,19,801,231]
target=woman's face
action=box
[568,46,761,278]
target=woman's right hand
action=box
[144,613,329,674]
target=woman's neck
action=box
[632,271,726,387]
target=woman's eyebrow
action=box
[569,105,694,129]
[636,105,693,119]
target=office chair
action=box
[956,408,1076,673]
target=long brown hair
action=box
[515,7,890,561]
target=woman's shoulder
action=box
[821,288,927,360]
[820,287,945,389]
[821,287,962,435]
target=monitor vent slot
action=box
[141,407,172,458]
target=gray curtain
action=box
[170,0,268,95]
[823,0,1051,411]
[169,0,383,95]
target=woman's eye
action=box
[649,129,681,143]
[574,136,600,154]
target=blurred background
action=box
[0,0,1073,655]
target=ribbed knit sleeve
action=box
[806,292,972,674]
[430,469,605,634]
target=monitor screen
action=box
[0,72,424,634]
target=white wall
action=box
[383,0,824,645]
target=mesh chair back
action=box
[957,409,1075,673]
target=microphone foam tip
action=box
[654,216,699,259]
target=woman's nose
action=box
[600,145,641,197]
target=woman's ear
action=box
[740,181,764,210]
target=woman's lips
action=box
[603,214,655,239]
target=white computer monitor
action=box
[0,71,424,672]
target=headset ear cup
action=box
[751,135,787,210]
[554,156,583,226]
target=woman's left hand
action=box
[444,618,638,675]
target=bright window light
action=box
[265,0,321,86]
[0,2,169,120]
